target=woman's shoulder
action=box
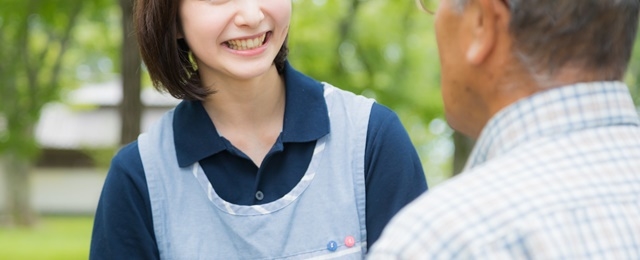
[108,141,146,182]
[368,102,403,132]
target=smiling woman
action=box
[177,0,291,83]
[89,0,428,259]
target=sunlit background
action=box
[1,0,639,259]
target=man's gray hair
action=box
[453,0,640,82]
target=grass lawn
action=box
[0,216,94,260]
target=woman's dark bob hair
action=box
[133,0,289,100]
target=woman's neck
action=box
[201,65,285,127]
[200,65,286,167]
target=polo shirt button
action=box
[255,190,264,201]
[327,241,338,252]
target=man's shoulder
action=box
[370,160,542,257]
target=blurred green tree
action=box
[0,0,115,226]
[291,0,441,118]
[289,0,457,182]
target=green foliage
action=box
[0,216,93,259]
[0,0,120,225]
[289,0,452,183]
[290,0,442,119]
[0,0,119,159]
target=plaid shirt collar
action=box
[465,81,640,171]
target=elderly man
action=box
[369,0,640,259]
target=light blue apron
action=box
[139,83,373,259]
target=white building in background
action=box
[36,80,180,149]
[0,80,180,215]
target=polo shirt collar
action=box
[173,61,330,167]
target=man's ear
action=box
[466,0,510,65]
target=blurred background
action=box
[0,0,639,258]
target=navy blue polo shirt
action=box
[90,62,427,259]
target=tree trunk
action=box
[2,153,36,226]
[119,0,142,145]
[452,131,475,176]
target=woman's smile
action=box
[224,31,271,51]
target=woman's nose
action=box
[234,0,265,28]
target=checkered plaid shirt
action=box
[369,81,640,259]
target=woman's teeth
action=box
[226,34,267,50]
